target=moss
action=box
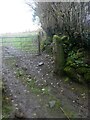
[53,35,62,44]
[61,35,68,41]
[53,35,65,75]
[53,35,68,43]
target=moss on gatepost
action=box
[53,35,65,75]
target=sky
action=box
[0,0,39,34]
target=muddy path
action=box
[3,65,66,118]
[2,46,89,118]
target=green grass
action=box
[2,82,13,119]
[2,98,12,119]
[2,33,38,53]
[15,68,50,95]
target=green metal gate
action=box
[0,35,39,55]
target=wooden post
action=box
[37,32,41,55]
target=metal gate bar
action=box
[0,36,39,54]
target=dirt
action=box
[2,46,89,119]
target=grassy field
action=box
[2,32,38,53]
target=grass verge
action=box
[2,82,13,119]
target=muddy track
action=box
[17,55,88,118]
[2,46,67,118]
[3,64,61,118]
[2,46,88,118]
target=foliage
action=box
[84,72,90,82]
[64,50,90,83]
[41,37,53,54]
[28,2,90,49]
[27,1,90,83]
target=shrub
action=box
[84,72,90,83]
[41,37,52,52]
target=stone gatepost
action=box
[53,35,65,75]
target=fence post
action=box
[37,32,41,55]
